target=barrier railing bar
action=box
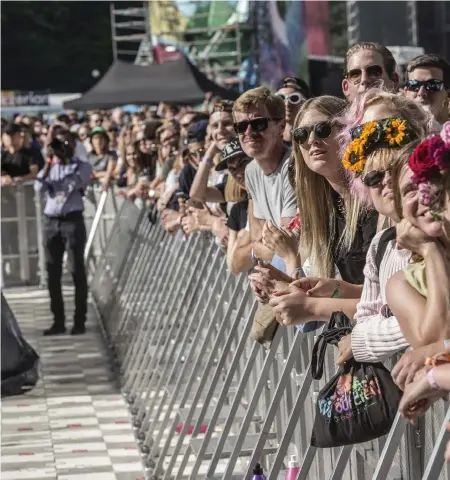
[124,233,197,400]
[119,228,176,371]
[243,331,306,478]
[266,361,315,480]
[208,327,283,478]
[188,301,258,479]
[115,225,175,368]
[372,412,406,480]
[34,190,46,287]
[162,275,249,478]
[133,237,217,431]
[329,445,353,480]
[147,257,231,465]
[84,190,109,264]
[16,187,31,284]
[422,405,450,480]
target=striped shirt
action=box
[351,229,412,362]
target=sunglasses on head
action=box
[405,79,445,93]
[345,65,384,84]
[276,92,305,105]
[362,165,392,187]
[233,117,282,135]
[291,121,332,145]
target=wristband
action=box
[47,157,53,164]
[331,280,341,298]
[201,154,214,165]
[427,368,441,391]
[444,339,450,351]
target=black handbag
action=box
[310,312,402,448]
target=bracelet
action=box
[201,155,214,165]
[331,280,341,298]
[427,368,441,391]
[290,267,305,278]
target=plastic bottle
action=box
[252,462,266,480]
[285,455,300,480]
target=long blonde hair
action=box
[293,96,364,277]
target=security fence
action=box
[0,183,123,288]
[5,183,448,479]
[89,199,450,480]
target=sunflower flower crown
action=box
[408,122,450,219]
[343,117,414,175]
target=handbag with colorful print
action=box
[310,312,402,448]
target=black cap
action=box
[279,76,310,99]
[3,123,22,136]
[186,119,208,145]
[215,137,246,171]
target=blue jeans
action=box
[271,254,323,333]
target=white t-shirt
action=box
[245,147,297,228]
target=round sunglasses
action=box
[291,121,332,145]
[276,92,305,105]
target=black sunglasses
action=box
[405,79,445,93]
[362,165,392,187]
[346,65,383,84]
[291,122,332,145]
[233,117,281,135]
[276,92,305,105]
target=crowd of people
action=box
[2,41,450,460]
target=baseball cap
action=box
[3,123,22,136]
[90,126,109,141]
[215,137,246,171]
[186,119,208,144]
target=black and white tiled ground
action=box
[1,287,145,480]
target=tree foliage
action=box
[1,1,114,93]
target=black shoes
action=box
[43,323,86,336]
[43,325,66,336]
[71,324,86,335]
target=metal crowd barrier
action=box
[0,182,123,288]
[89,200,450,480]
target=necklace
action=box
[336,196,346,216]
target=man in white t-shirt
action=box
[232,86,297,265]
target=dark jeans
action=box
[43,212,87,327]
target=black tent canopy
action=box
[63,56,238,110]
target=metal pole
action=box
[110,3,118,60]
[84,190,108,264]
[34,190,46,288]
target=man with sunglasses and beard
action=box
[233,87,297,274]
[405,54,450,125]
[275,77,310,144]
[35,129,92,336]
[342,42,399,101]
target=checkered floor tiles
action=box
[1,287,145,480]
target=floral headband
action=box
[343,117,415,175]
[408,122,450,218]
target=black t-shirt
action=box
[331,192,378,284]
[1,148,39,177]
[227,199,249,232]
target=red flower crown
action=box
[408,123,450,217]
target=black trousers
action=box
[43,212,88,327]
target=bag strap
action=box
[311,324,352,380]
[375,227,396,273]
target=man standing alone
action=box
[35,129,92,336]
